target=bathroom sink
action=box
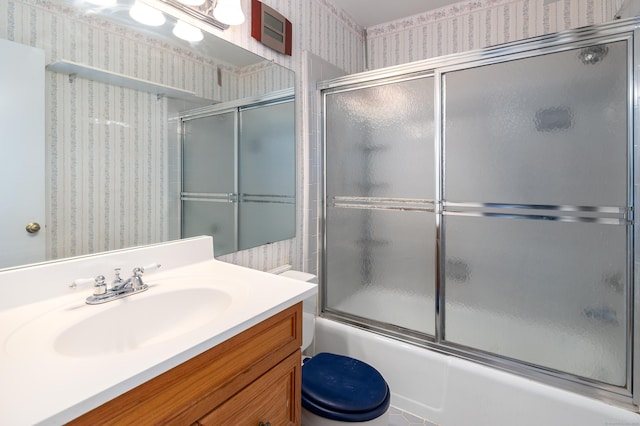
[0,245,319,426]
[5,287,232,358]
[56,288,231,357]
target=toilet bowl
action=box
[278,270,390,426]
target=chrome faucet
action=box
[110,268,124,290]
[70,264,161,305]
[111,267,145,293]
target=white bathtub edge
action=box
[314,317,640,426]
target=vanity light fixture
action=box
[213,0,245,26]
[175,0,206,6]
[129,1,166,26]
[173,20,204,41]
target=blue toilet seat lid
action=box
[302,352,390,421]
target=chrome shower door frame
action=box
[319,17,640,411]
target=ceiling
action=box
[336,0,463,28]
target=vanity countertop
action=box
[0,257,316,425]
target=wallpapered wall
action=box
[0,0,625,274]
[0,0,296,263]
[365,0,625,69]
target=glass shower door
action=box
[324,76,436,335]
[239,100,295,249]
[181,111,237,256]
[442,40,630,386]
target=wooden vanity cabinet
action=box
[68,302,302,426]
[195,350,300,425]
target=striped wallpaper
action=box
[0,0,626,274]
[365,0,625,69]
[1,0,297,263]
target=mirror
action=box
[180,90,295,256]
[0,0,295,270]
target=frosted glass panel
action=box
[444,215,628,385]
[239,202,295,249]
[181,97,295,255]
[326,208,436,335]
[239,101,295,197]
[238,100,295,248]
[325,77,435,199]
[182,201,236,256]
[182,112,235,194]
[444,41,628,207]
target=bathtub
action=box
[314,317,640,426]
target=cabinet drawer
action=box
[198,349,301,426]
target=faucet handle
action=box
[141,263,162,273]
[69,275,107,296]
[93,275,108,296]
[127,264,161,291]
[112,268,123,284]
[70,277,97,289]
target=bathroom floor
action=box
[389,407,438,426]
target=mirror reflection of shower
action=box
[180,91,296,257]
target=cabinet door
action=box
[197,349,301,426]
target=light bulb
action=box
[173,20,204,42]
[213,0,245,25]
[129,1,166,27]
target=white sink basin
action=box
[55,288,232,357]
[5,286,233,358]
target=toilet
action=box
[278,270,391,426]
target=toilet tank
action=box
[279,270,317,351]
